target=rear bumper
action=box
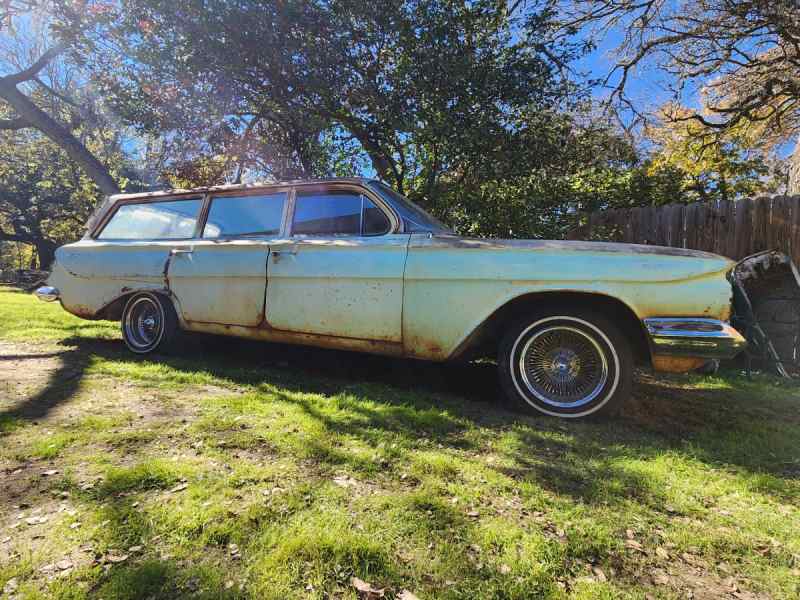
[34,286,60,302]
[644,317,747,361]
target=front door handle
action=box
[170,248,193,256]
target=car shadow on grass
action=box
[5,332,799,504]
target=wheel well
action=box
[454,291,651,365]
[96,290,170,321]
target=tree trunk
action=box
[33,239,57,270]
[0,80,120,196]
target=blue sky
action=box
[572,20,794,161]
[574,28,685,113]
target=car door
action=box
[167,189,288,327]
[265,185,409,342]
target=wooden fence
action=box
[569,195,800,264]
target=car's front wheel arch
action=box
[451,291,650,367]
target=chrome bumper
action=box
[34,286,60,302]
[644,318,747,360]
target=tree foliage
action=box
[642,104,786,203]
[557,0,800,188]
[0,3,122,194]
[0,118,119,267]
[67,0,641,236]
[4,0,791,263]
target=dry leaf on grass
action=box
[591,566,607,581]
[351,576,385,599]
[625,539,645,552]
[332,475,358,488]
[4,577,18,594]
[106,552,129,564]
[650,570,669,586]
[56,559,73,570]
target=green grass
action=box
[0,286,798,599]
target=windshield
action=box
[368,181,452,234]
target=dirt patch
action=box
[0,340,243,542]
[643,558,769,600]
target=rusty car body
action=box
[36,178,747,418]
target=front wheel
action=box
[121,292,179,354]
[498,310,632,418]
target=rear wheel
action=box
[121,292,179,354]
[498,309,632,418]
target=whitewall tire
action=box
[121,292,179,355]
[498,310,632,418]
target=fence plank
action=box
[735,198,753,258]
[630,207,641,245]
[723,200,736,258]
[667,204,683,247]
[684,202,698,250]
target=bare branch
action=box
[560,0,800,149]
[2,42,69,86]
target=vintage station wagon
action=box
[36,178,747,418]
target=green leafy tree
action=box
[556,0,800,192]
[67,0,607,237]
[643,104,785,203]
[0,103,134,268]
[0,3,123,194]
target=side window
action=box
[98,198,202,240]
[362,197,391,235]
[202,192,286,238]
[292,191,391,236]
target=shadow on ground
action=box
[2,330,798,598]
[3,332,798,497]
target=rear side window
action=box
[203,192,286,238]
[98,198,203,240]
[292,191,390,236]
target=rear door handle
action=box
[170,248,193,256]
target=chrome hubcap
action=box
[518,325,608,408]
[124,297,163,351]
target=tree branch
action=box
[0,116,29,129]
[0,79,120,195]
[0,226,33,244]
[2,42,68,86]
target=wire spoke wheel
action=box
[123,295,164,351]
[518,325,609,408]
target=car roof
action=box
[107,177,378,202]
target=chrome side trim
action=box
[34,286,60,302]
[644,317,747,360]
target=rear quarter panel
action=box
[48,240,172,318]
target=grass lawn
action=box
[0,285,798,599]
